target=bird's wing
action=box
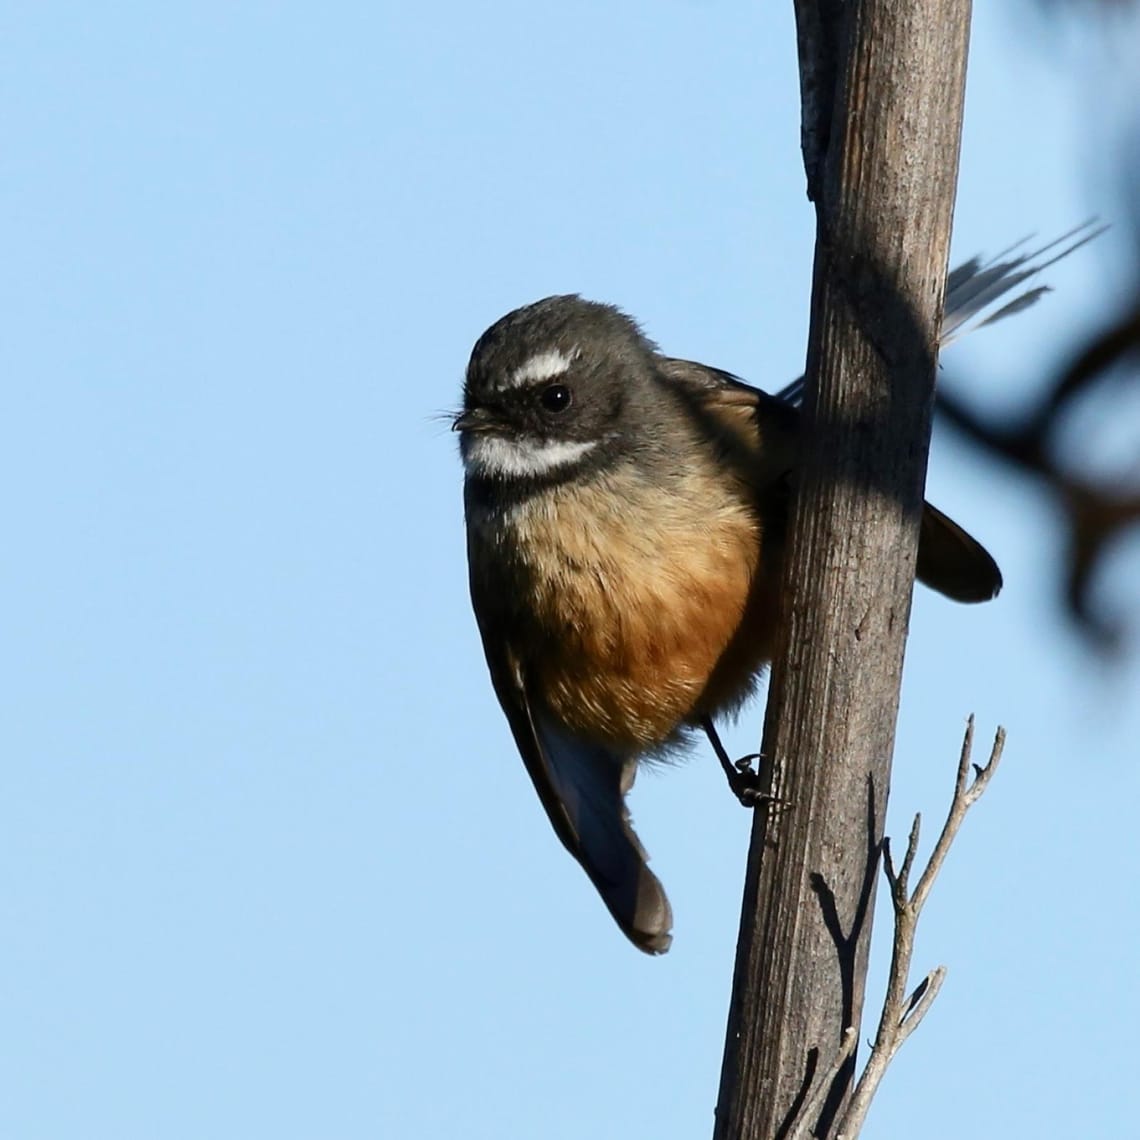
[916,500,1003,602]
[473,626,673,954]
[657,356,1002,603]
[656,356,801,490]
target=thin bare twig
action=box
[834,716,1005,1139]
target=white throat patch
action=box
[462,434,596,479]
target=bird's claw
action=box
[700,719,789,810]
[728,754,790,811]
[734,753,762,774]
[728,756,771,808]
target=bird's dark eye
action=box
[540,384,573,413]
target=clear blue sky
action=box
[4,4,1138,1138]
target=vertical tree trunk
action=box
[714,4,972,1137]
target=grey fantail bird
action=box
[454,224,1100,954]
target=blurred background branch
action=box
[936,2,1140,651]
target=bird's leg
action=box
[700,716,771,807]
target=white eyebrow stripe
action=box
[462,435,596,479]
[500,347,578,389]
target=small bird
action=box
[454,232,1095,954]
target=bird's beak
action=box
[452,406,500,433]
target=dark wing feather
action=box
[476,634,673,954]
[916,501,1003,602]
[658,356,1002,604]
[657,357,801,488]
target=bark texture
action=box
[714,4,973,1137]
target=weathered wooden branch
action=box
[714,3,973,1137]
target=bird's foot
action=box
[726,753,777,807]
[701,717,788,810]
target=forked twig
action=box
[833,716,1005,1139]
